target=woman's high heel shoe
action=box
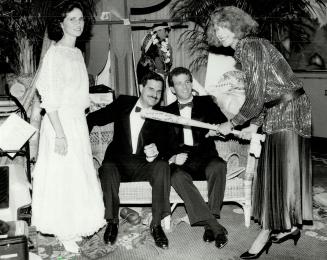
[271,229,301,245]
[240,241,272,259]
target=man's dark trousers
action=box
[99,156,171,225]
[170,148,226,225]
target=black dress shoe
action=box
[204,225,228,243]
[150,225,169,249]
[215,233,228,249]
[103,221,118,245]
[203,223,228,243]
[203,229,215,242]
[240,241,272,259]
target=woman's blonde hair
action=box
[206,6,259,47]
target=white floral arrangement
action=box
[150,31,171,64]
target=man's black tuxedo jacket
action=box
[87,95,167,162]
[163,95,227,160]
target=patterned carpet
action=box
[36,205,327,259]
[33,156,327,260]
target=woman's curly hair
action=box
[206,6,259,47]
[47,0,92,42]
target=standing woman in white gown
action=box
[32,0,106,253]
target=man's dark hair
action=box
[168,67,193,87]
[140,71,164,87]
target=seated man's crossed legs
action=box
[171,156,228,249]
[98,157,171,249]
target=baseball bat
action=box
[140,109,266,157]
[140,109,240,135]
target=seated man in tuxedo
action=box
[164,67,228,249]
[87,72,171,249]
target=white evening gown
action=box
[31,45,106,240]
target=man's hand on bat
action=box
[205,124,226,138]
[216,121,234,136]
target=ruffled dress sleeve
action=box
[35,46,64,113]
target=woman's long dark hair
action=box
[47,0,93,43]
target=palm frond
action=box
[170,0,326,71]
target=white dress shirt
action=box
[178,98,194,146]
[130,101,145,154]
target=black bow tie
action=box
[135,106,142,113]
[178,101,193,110]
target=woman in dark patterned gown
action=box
[207,6,312,259]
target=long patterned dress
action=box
[230,37,312,231]
[31,44,106,240]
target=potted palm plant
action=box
[0,0,45,75]
[170,0,326,71]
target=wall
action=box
[86,25,110,76]
[296,72,327,138]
